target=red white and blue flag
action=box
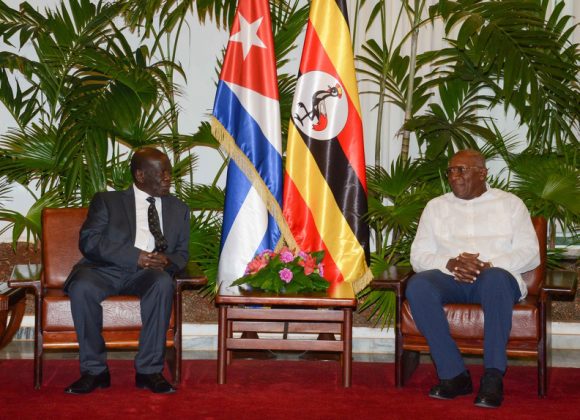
[212,0,286,287]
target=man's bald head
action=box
[447,149,487,200]
[452,149,486,168]
[130,147,168,179]
[131,147,172,197]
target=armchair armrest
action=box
[174,262,207,290]
[8,264,42,293]
[542,269,578,299]
[371,266,414,297]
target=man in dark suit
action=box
[63,147,190,394]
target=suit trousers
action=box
[66,267,174,375]
[405,268,521,379]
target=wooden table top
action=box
[216,281,357,308]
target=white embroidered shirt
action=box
[410,188,540,298]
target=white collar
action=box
[133,184,156,202]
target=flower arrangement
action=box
[231,247,329,293]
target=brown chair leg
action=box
[402,350,420,385]
[165,345,177,385]
[34,293,42,390]
[34,337,42,390]
[538,299,551,397]
[537,346,547,398]
[174,343,181,385]
[173,285,183,385]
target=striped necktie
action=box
[146,197,168,252]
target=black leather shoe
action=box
[64,370,110,394]
[429,370,473,399]
[135,372,176,394]
[474,372,503,408]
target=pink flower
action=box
[298,254,317,275]
[279,268,293,283]
[279,247,294,263]
[298,250,308,259]
[318,263,324,277]
[246,255,268,274]
[259,249,274,258]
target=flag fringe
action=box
[350,267,373,294]
[211,117,298,251]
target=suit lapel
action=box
[122,188,137,243]
[161,196,173,242]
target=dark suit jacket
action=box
[64,187,190,292]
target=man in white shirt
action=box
[63,148,190,395]
[407,149,540,408]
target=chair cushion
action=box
[42,289,174,332]
[401,295,539,341]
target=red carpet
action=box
[1,359,578,419]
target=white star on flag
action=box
[229,14,266,59]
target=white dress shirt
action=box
[410,188,540,298]
[133,185,164,252]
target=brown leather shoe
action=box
[64,370,111,394]
[429,370,473,399]
[135,372,176,394]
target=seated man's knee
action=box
[151,271,175,296]
[67,269,106,302]
[478,267,513,286]
[406,270,438,302]
[478,267,519,297]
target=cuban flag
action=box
[212,0,283,288]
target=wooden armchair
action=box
[372,217,577,397]
[9,207,206,389]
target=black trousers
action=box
[66,267,174,375]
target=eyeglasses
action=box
[446,166,484,176]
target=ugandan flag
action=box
[283,0,371,293]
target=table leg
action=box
[394,289,403,387]
[343,308,353,388]
[34,291,42,389]
[218,305,227,384]
[226,319,233,365]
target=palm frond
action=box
[178,183,224,211]
[0,176,12,209]
[189,210,223,297]
[357,286,396,329]
[404,79,497,159]
[428,0,580,150]
[508,153,580,230]
[0,189,74,247]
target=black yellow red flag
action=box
[283,0,371,292]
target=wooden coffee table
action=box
[216,282,357,387]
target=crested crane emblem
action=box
[292,71,348,141]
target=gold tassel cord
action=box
[211,117,298,251]
[350,267,373,294]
